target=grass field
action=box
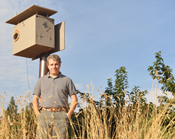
[0,89,175,139]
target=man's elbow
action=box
[33,95,39,104]
[71,94,78,105]
[74,95,78,105]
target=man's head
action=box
[47,54,62,65]
[47,54,62,77]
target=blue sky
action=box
[1,0,175,106]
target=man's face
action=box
[47,59,61,76]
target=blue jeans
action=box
[36,110,68,139]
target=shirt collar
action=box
[47,72,62,78]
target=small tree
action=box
[102,66,129,107]
[148,51,175,130]
[6,96,18,118]
[147,51,175,96]
[113,66,129,106]
[130,86,148,108]
[4,96,19,138]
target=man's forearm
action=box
[67,102,77,117]
[33,95,40,116]
[67,94,78,118]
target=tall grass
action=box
[0,89,175,139]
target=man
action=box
[33,54,78,139]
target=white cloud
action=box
[147,87,163,104]
[75,83,84,90]
[146,86,173,105]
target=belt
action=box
[42,107,67,112]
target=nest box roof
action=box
[6,5,57,25]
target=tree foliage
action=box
[101,66,129,107]
[148,51,175,131]
[113,66,129,106]
[6,96,18,118]
[130,86,148,107]
[147,51,175,95]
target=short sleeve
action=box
[67,79,77,96]
[33,79,41,97]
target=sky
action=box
[1,0,175,107]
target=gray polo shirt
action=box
[33,72,77,108]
